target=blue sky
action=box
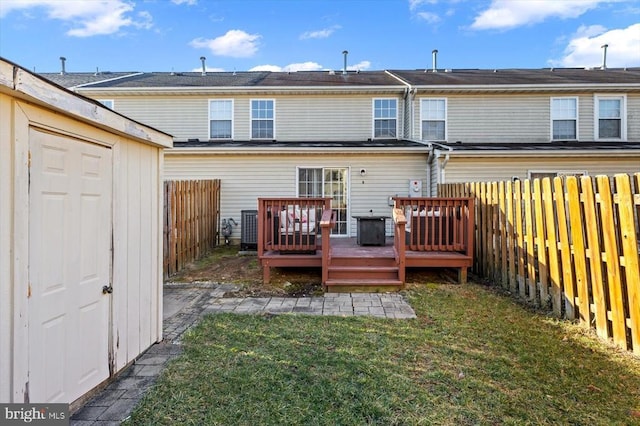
[1,0,639,73]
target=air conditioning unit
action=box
[240,210,258,250]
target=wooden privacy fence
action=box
[439,173,640,354]
[164,179,221,278]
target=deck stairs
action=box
[324,253,403,292]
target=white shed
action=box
[0,58,173,406]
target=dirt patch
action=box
[167,245,324,297]
[167,245,460,297]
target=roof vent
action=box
[601,44,608,69]
[59,56,66,75]
[342,50,348,75]
[200,56,207,76]
[432,49,438,72]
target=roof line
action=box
[73,72,145,89]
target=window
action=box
[98,100,113,109]
[373,99,397,138]
[420,98,446,141]
[595,95,625,140]
[209,100,233,139]
[551,97,577,140]
[529,171,586,180]
[251,99,275,139]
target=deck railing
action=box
[393,197,474,257]
[257,197,332,256]
[320,209,334,284]
[392,207,407,283]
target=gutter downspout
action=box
[431,143,453,194]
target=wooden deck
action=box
[257,197,474,292]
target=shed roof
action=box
[1,57,172,148]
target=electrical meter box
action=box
[409,179,422,197]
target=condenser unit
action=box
[240,210,258,250]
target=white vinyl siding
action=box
[209,99,233,139]
[550,97,578,140]
[373,98,397,138]
[440,156,640,183]
[595,95,626,140]
[164,152,426,238]
[107,96,210,140]
[275,96,391,141]
[101,95,404,142]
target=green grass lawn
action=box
[127,283,640,425]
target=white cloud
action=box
[172,0,197,5]
[300,25,341,40]
[249,64,283,72]
[249,62,324,72]
[417,11,441,24]
[190,30,261,58]
[409,0,437,12]
[551,23,640,68]
[348,60,371,71]
[471,0,608,31]
[0,0,153,37]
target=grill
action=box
[240,210,258,250]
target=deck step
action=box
[324,278,404,293]
[327,265,399,280]
[328,257,396,267]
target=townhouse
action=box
[42,65,640,241]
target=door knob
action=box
[102,285,113,294]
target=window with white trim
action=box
[420,98,447,141]
[98,100,114,109]
[373,98,397,138]
[551,97,577,140]
[251,99,275,139]
[595,95,625,140]
[209,99,233,139]
[529,171,587,180]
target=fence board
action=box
[439,172,640,353]
[566,176,591,326]
[523,180,536,302]
[616,173,640,355]
[163,179,221,278]
[582,177,609,340]
[514,180,526,298]
[533,179,549,305]
[597,176,627,349]
[506,181,517,293]
[543,178,562,316]
[554,177,576,319]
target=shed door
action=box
[28,129,112,403]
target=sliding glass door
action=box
[298,167,349,235]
